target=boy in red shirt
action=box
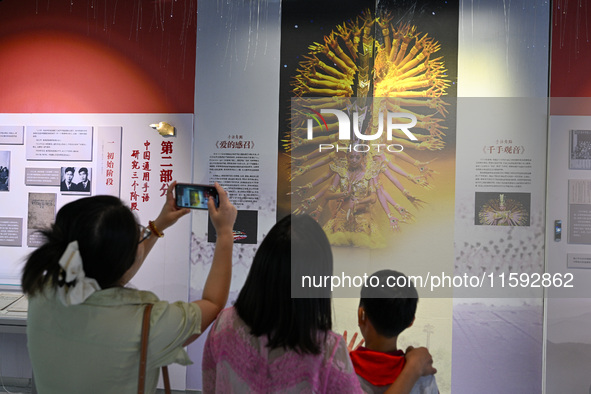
[349,270,439,394]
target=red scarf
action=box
[349,347,406,387]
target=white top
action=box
[27,287,201,394]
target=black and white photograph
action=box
[60,166,92,194]
[0,151,10,192]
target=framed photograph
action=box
[60,166,92,194]
[475,192,531,226]
[0,151,10,192]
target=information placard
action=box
[0,218,23,247]
[25,126,93,161]
[567,179,591,244]
[0,126,24,145]
[25,168,61,186]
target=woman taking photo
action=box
[22,181,236,393]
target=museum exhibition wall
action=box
[1,0,589,392]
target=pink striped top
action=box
[202,307,362,393]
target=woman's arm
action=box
[384,346,437,394]
[120,181,190,285]
[188,182,237,343]
[143,181,190,254]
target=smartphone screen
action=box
[175,183,219,209]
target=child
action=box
[349,269,439,393]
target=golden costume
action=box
[323,153,385,248]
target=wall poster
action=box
[278,0,459,391]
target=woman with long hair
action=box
[23,181,236,393]
[203,214,435,393]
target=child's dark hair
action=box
[360,270,418,338]
[234,214,333,355]
[22,195,140,295]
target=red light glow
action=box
[0,30,170,113]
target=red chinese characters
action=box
[106,152,115,186]
[129,139,175,210]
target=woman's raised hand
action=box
[153,181,191,232]
[208,182,237,235]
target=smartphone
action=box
[175,183,219,209]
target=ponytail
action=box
[21,227,68,295]
[21,196,139,296]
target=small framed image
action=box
[60,166,92,194]
[0,151,10,192]
[27,193,57,247]
[475,192,531,226]
[570,129,591,169]
[208,210,258,244]
[568,179,591,244]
